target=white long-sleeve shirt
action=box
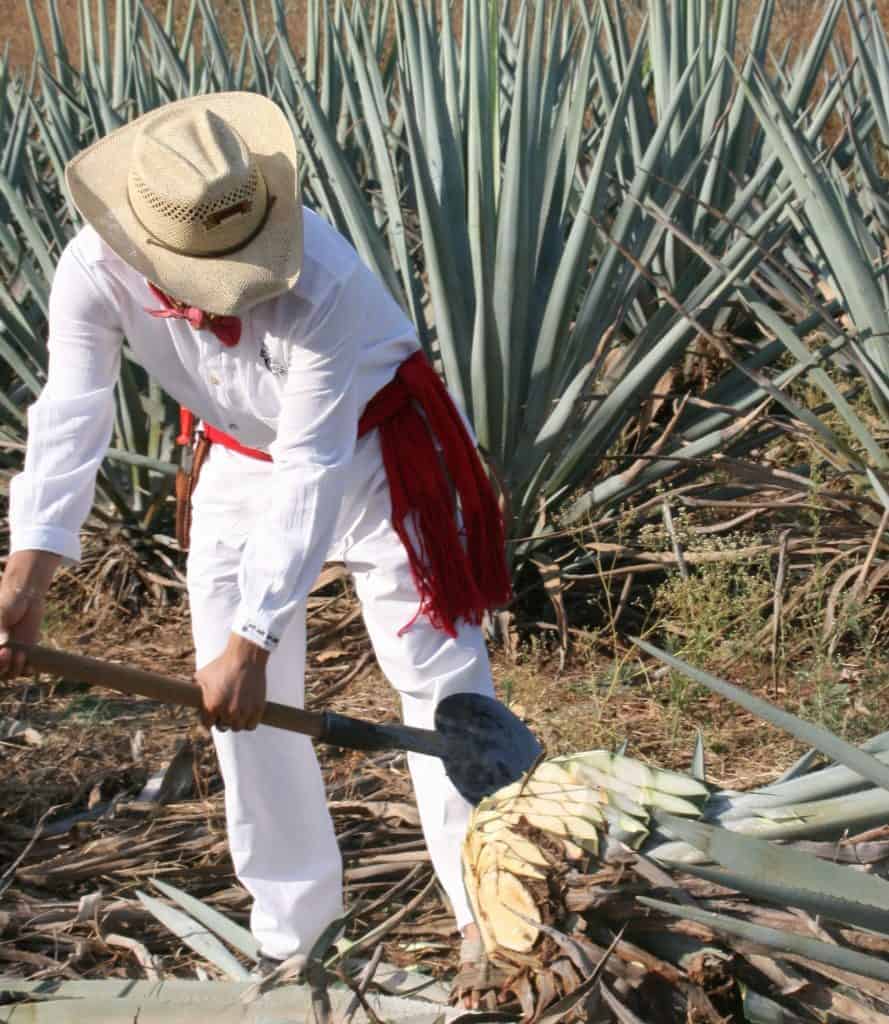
[9,209,419,650]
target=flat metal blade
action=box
[434,693,542,805]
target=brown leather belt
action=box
[175,432,210,551]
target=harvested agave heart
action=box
[461,751,709,956]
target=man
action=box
[0,92,509,1001]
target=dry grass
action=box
[0,583,456,983]
[1,570,887,992]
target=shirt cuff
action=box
[231,603,282,653]
[9,525,81,565]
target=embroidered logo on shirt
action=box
[259,342,287,378]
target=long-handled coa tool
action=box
[18,644,542,805]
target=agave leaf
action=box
[493,4,533,454]
[845,0,889,144]
[138,1,190,97]
[465,0,500,454]
[523,27,648,439]
[136,889,250,979]
[0,316,44,395]
[394,0,471,361]
[274,37,403,304]
[784,0,844,114]
[723,736,889,817]
[638,896,889,983]
[149,878,260,961]
[742,988,808,1024]
[0,174,56,283]
[399,74,472,413]
[773,748,821,785]
[196,0,233,90]
[636,639,889,793]
[735,297,886,471]
[99,447,175,473]
[728,786,889,844]
[177,0,200,65]
[543,62,759,504]
[0,77,32,181]
[690,732,706,782]
[675,860,889,937]
[238,0,271,95]
[0,979,461,1021]
[740,64,889,393]
[341,16,415,318]
[654,812,889,921]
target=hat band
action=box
[134,192,278,259]
[127,161,273,259]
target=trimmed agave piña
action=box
[461,642,889,1020]
[463,753,708,956]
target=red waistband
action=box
[185,351,511,635]
[203,423,273,460]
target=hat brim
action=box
[65,92,302,316]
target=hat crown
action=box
[138,108,251,200]
[128,108,268,256]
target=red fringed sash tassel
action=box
[358,351,512,636]
[182,351,511,636]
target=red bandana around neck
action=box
[145,283,242,347]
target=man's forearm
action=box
[3,550,63,595]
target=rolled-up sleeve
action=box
[231,272,361,651]
[8,241,122,563]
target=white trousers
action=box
[186,431,493,959]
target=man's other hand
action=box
[0,550,61,678]
[195,634,269,731]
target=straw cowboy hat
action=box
[65,92,302,316]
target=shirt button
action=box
[228,422,238,430]
[209,373,220,386]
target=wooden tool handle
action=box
[18,643,446,757]
[21,643,326,739]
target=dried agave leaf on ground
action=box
[149,878,260,961]
[135,889,250,980]
[0,978,464,1023]
[0,718,43,747]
